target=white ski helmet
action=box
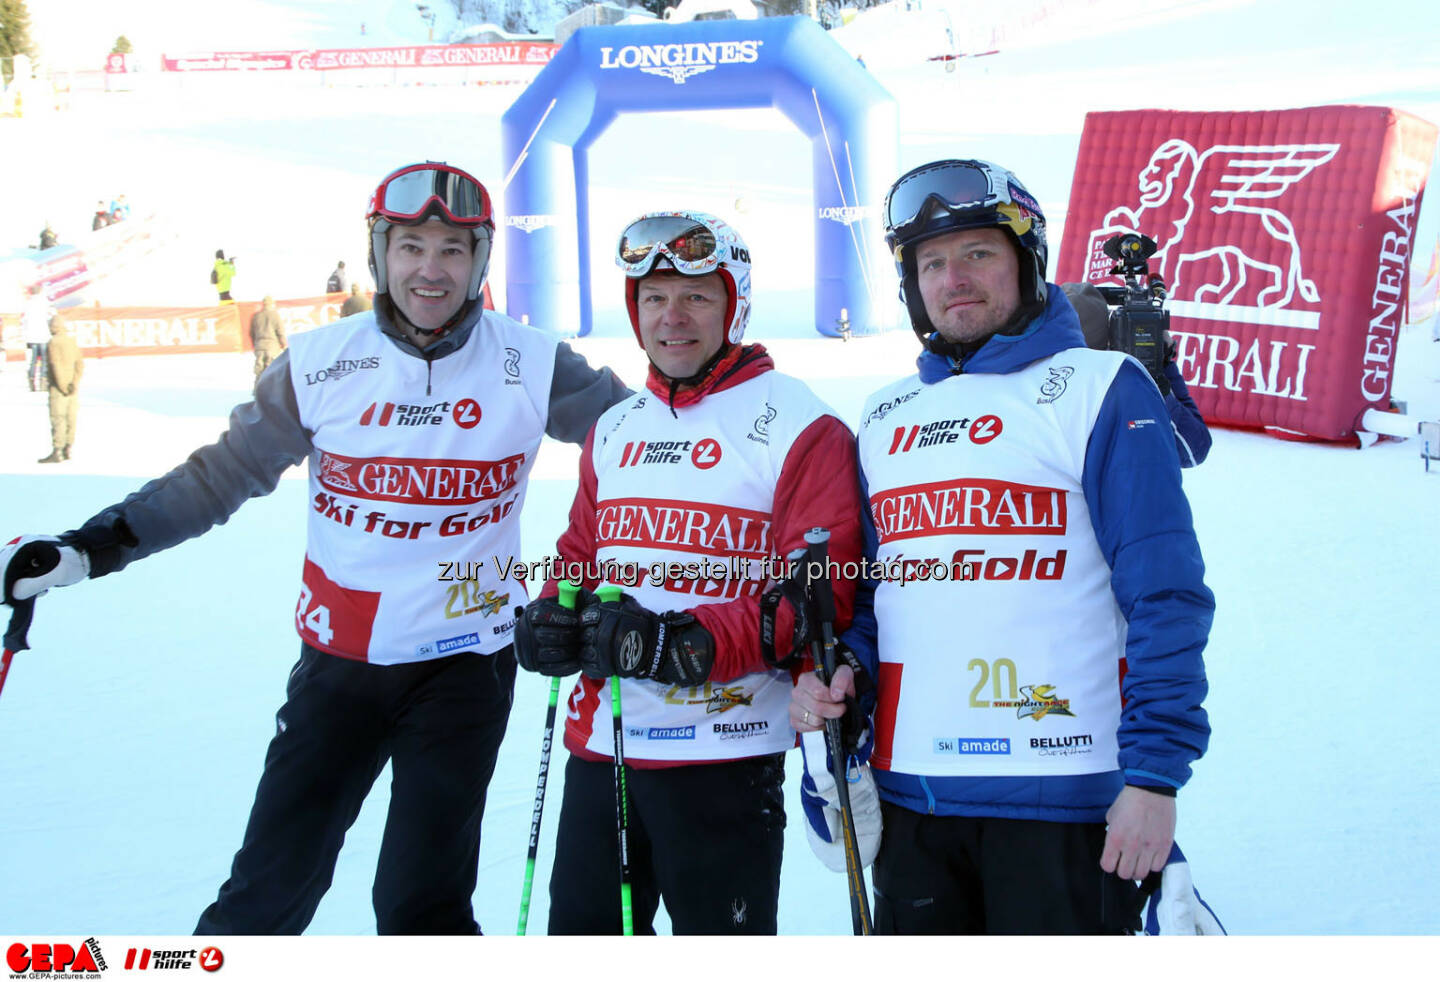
[616,210,752,345]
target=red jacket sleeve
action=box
[690,414,863,682]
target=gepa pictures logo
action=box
[597,40,763,84]
[6,939,106,976]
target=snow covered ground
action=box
[2,0,1440,953]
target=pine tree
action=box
[0,0,36,84]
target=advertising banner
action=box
[1055,106,1437,441]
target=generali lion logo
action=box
[318,453,356,491]
[1085,139,1340,329]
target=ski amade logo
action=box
[6,940,106,977]
[597,40,763,84]
[1084,138,1339,329]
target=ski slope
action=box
[2,0,1439,950]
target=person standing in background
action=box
[38,314,84,464]
[326,261,349,295]
[249,295,287,389]
[213,250,237,303]
[340,282,372,317]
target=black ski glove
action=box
[513,590,594,677]
[579,593,714,686]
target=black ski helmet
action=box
[883,158,1048,347]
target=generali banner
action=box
[1055,106,1437,442]
[30,295,349,360]
[161,43,556,72]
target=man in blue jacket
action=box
[791,159,1213,934]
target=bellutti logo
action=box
[597,40,763,84]
[505,214,558,233]
[503,347,521,385]
[6,939,106,976]
[1086,139,1339,327]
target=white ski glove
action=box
[1143,844,1226,935]
[2,536,91,603]
[798,727,881,873]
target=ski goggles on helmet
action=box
[883,159,1040,254]
[368,162,493,229]
[616,213,725,277]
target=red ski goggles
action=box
[368,163,493,228]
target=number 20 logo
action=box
[296,583,335,645]
[968,657,1017,708]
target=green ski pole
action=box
[516,579,579,935]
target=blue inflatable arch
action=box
[501,16,898,337]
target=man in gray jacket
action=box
[1,161,630,935]
[249,295,287,388]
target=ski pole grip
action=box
[557,579,580,611]
[596,584,623,603]
[803,527,837,627]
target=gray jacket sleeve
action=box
[545,341,632,445]
[63,350,314,577]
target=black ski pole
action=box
[594,584,634,935]
[802,527,874,936]
[516,579,579,935]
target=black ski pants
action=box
[548,752,786,935]
[872,802,1144,935]
[195,642,516,935]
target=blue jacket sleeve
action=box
[1163,362,1211,467]
[1083,360,1213,790]
[63,350,314,577]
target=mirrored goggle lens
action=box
[379,167,490,225]
[886,162,996,232]
[618,217,718,267]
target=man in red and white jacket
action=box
[514,210,862,935]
